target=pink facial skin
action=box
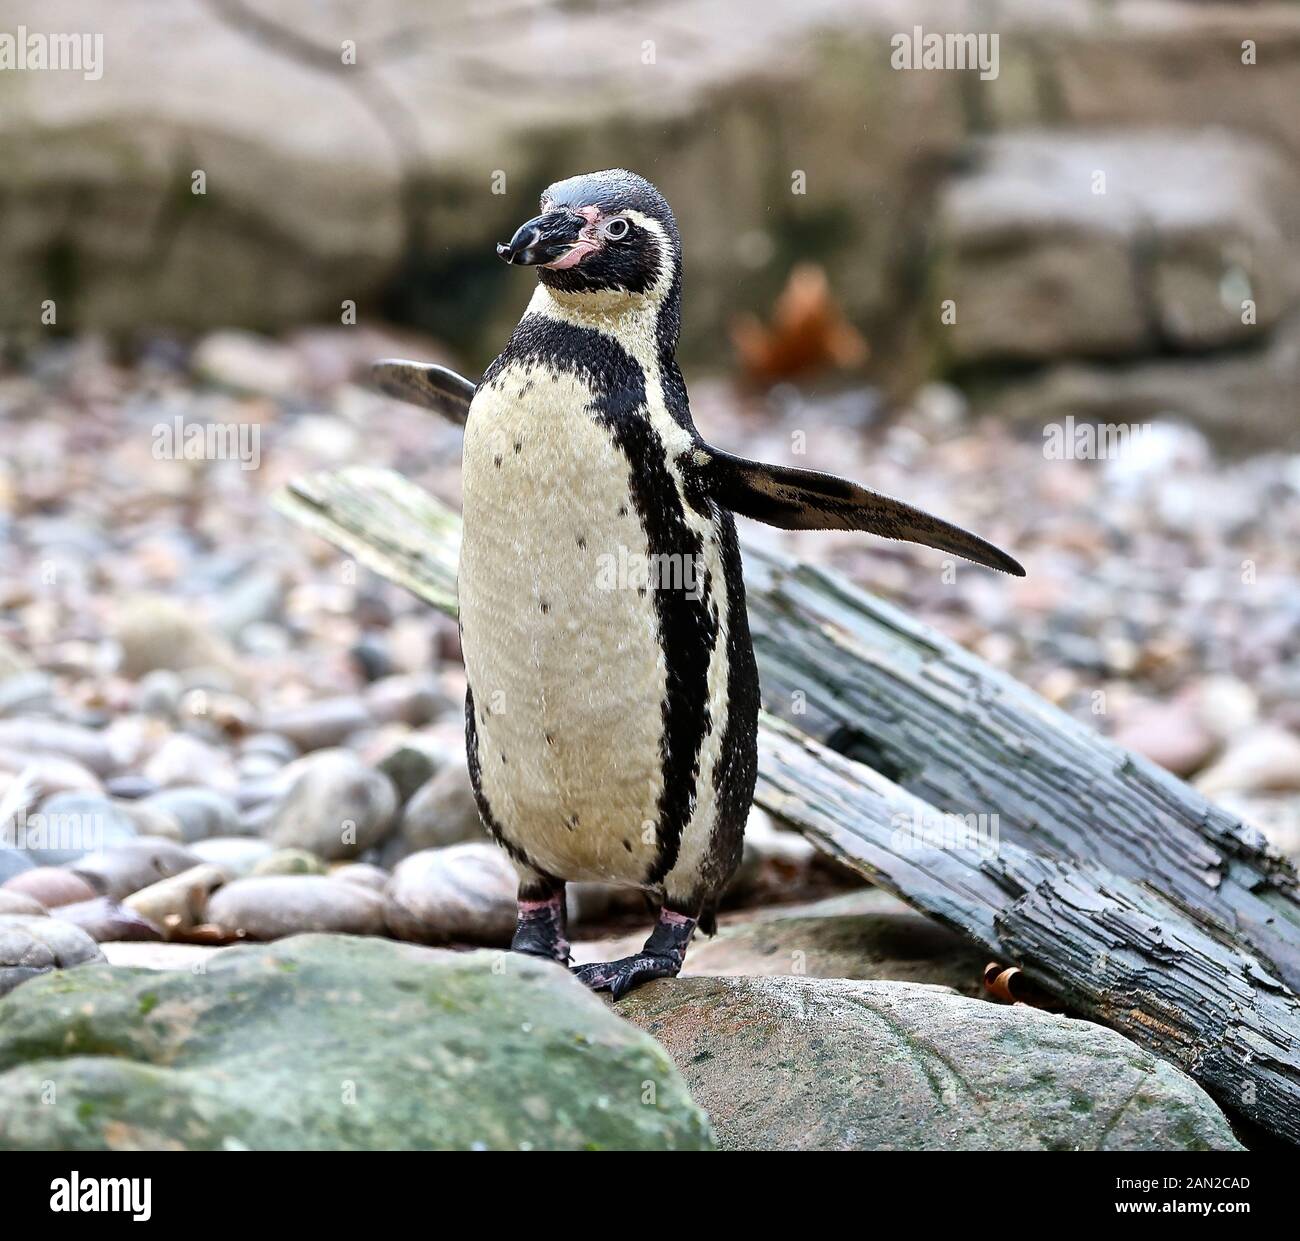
[542,204,604,270]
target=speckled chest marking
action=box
[458,286,736,892]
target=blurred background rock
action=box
[2,0,1298,445]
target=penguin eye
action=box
[600,216,630,241]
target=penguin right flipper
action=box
[369,359,476,426]
[699,446,1025,576]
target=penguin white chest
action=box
[458,359,667,883]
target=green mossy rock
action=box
[0,935,713,1151]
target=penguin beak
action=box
[497,210,587,267]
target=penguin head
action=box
[496,169,680,302]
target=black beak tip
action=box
[495,242,514,263]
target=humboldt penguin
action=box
[373,169,1023,998]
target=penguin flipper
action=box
[369,359,476,426]
[700,446,1025,576]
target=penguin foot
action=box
[511,891,570,965]
[572,907,697,999]
[571,952,682,999]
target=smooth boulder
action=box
[620,976,1242,1151]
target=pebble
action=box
[262,697,372,753]
[207,875,386,940]
[251,848,327,877]
[0,751,102,796]
[105,774,161,800]
[0,890,48,917]
[112,596,244,685]
[124,863,227,931]
[140,786,239,843]
[1111,701,1218,777]
[189,836,274,880]
[0,847,35,883]
[135,669,185,718]
[0,914,104,996]
[394,762,485,856]
[330,862,390,892]
[1195,727,1300,798]
[71,838,204,901]
[56,896,164,943]
[24,792,142,865]
[365,675,451,727]
[0,670,56,717]
[1,866,98,909]
[238,732,299,765]
[0,718,116,776]
[1188,676,1260,743]
[383,843,517,946]
[267,750,397,860]
[143,733,237,790]
[374,734,449,804]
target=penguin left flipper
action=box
[698,445,1025,576]
[370,359,476,426]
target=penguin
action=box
[373,169,1023,998]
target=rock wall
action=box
[3,1,1298,436]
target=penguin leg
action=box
[511,872,570,965]
[572,907,696,1000]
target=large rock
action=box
[4,1,1300,384]
[620,977,1242,1151]
[937,128,1300,364]
[0,936,713,1150]
[983,314,1300,452]
[0,914,104,996]
[267,751,398,860]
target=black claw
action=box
[572,952,682,999]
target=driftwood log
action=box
[274,466,1300,1144]
[745,551,1300,997]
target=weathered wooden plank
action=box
[757,716,1300,1145]
[743,549,1300,994]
